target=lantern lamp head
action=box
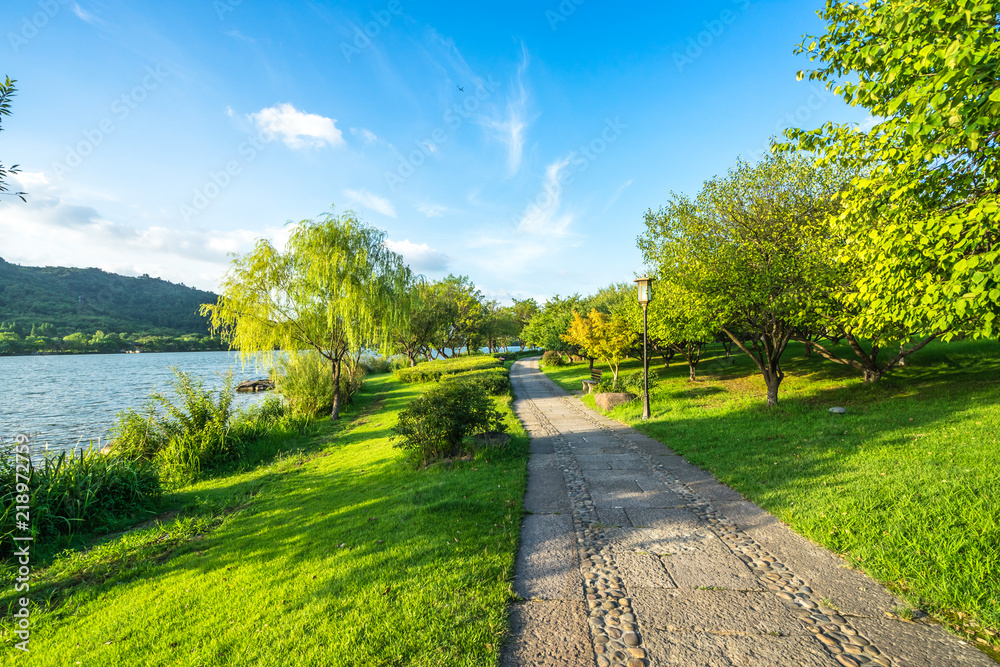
[635,275,653,305]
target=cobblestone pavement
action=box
[501,358,995,667]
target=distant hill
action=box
[0,257,218,335]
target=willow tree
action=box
[202,211,411,419]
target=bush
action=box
[394,355,502,383]
[359,355,394,375]
[595,370,650,396]
[393,382,507,465]
[440,368,511,395]
[273,351,366,417]
[541,350,566,367]
[0,449,161,559]
[110,369,311,485]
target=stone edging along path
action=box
[501,358,995,667]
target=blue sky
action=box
[0,0,868,302]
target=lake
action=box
[0,351,272,455]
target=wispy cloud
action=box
[603,179,633,212]
[0,172,278,291]
[484,44,531,176]
[385,239,450,273]
[72,2,100,24]
[223,29,256,44]
[350,127,379,145]
[517,155,574,236]
[417,203,449,218]
[248,103,344,150]
[343,188,396,218]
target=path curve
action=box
[501,358,993,667]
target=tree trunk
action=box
[689,363,697,382]
[588,357,595,372]
[408,354,416,367]
[804,341,814,358]
[764,371,782,407]
[331,358,342,420]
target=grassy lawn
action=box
[1,374,528,666]
[541,340,1000,652]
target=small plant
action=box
[595,370,650,396]
[893,605,915,621]
[273,351,366,417]
[540,350,566,367]
[393,381,507,465]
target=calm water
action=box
[0,351,271,455]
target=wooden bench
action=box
[581,369,602,393]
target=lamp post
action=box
[634,275,653,420]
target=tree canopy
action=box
[784,0,1000,340]
[203,211,411,419]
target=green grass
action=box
[1,374,529,666]
[395,355,503,383]
[542,340,1000,651]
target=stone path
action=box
[501,358,995,667]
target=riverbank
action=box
[0,373,529,665]
[541,339,1000,656]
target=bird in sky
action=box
[457,85,464,92]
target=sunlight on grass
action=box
[0,375,529,666]
[544,340,1000,647]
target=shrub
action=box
[440,368,511,395]
[0,449,161,560]
[541,350,566,367]
[393,382,507,465]
[595,370,650,396]
[394,355,502,383]
[273,351,366,417]
[110,369,311,485]
[359,355,394,375]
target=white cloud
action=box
[248,103,344,150]
[0,173,281,291]
[516,155,574,236]
[343,189,396,218]
[485,44,531,176]
[350,127,379,145]
[603,179,633,212]
[385,239,450,273]
[72,2,99,24]
[417,203,448,218]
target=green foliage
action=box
[0,257,218,335]
[0,76,25,201]
[784,1,1000,339]
[203,211,410,419]
[110,370,310,485]
[272,351,366,417]
[0,450,161,559]
[392,381,507,465]
[540,350,566,367]
[639,153,846,405]
[440,368,511,395]
[393,355,502,383]
[358,355,394,375]
[596,370,648,396]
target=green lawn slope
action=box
[543,340,1000,654]
[1,373,528,666]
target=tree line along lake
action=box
[0,350,270,455]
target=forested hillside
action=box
[0,257,217,335]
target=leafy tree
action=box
[0,76,25,202]
[510,298,540,351]
[645,282,716,382]
[639,154,843,406]
[203,211,410,419]
[785,0,1000,341]
[562,309,636,383]
[394,280,446,366]
[522,294,586,357]
[480,300,518,353]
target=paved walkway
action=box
[501,358,994,667]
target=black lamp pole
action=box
[642,301,650,420]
